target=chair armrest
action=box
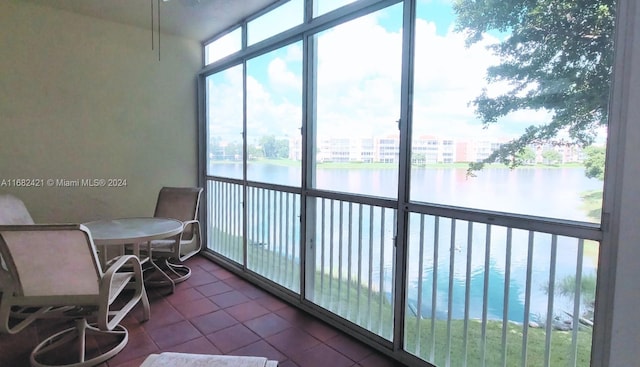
[179,220,200,243]
[98,255,144,330]
[181,219,200,228]
[101,255,142,300]
[102,255,141,280]
[179,220,201,260]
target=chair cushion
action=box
[139,352,277,367]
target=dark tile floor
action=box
[0,256,403,367]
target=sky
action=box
[206,0,607,146]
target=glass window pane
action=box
[204,28,241,65]
[206,65,244,180]
[313,3,403,198]
[246,42,303,187]
[248,0,304,46]
[314,0,357,17]
[409,1,608,223]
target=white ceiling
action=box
[25,0,277,42]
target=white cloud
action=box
[208,66,243,138]
[317,14,402,86]
[246,75,301,138]
[284,42,303,62]
[210,4,559,144]
[268,57,301,92]
[315,9,403,137]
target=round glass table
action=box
[83,217,183,246]
[83,217,185,299]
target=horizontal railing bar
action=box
[208,177,600,241]
[305,188,398,209]
[247,180,303,194]
[405,202,602,241]
[205,175,242,186]
[205,175,303,195]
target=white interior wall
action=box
[0,1,201,222]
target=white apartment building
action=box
[289,133,588,164]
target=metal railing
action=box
[207,180,243,264]
[403,213,597,367]
[246,186,301,293]
[307,197,396,340]
[205,178,598,367]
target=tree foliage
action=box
[542,273,597,321]
[514,146,536,165]
[453,0,616,173]
[542,149,562,164]
[259,135,289,159]
[583,145,606,180]
[558,274,597,319]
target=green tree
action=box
[226,142,243,160]
[260,135,289,159]
[453,0,616,173]
[541,149,562,165]
[260,135,278,158]
[581,145,606,220]
[275,139,289,158]
[247,144,264,160]
[583,145,606,180]
[514,146,536,165]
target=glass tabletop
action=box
[82,217,183,245]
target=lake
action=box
[210,162,602,323]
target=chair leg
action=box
[140,285,151,322]
[143,258,192,291]
[164,258,192,283]
[143,258,176,293]
[30,319,128,367]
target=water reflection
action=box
[209,164,600,322]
